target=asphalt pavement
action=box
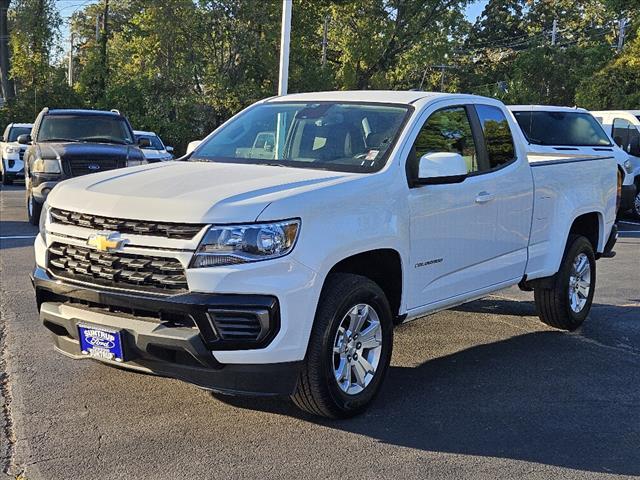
[1,182,639,480]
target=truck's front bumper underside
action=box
[31,266,301,396]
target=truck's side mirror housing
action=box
[17,134,32,145]
[417,152,468,185]
[166,145,174,153]
[186,140,202,155]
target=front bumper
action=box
[32,174,62,202]
[32,266,301,395]
[621,183,637,211]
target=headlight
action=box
[190,219,300,268]
[624,159,633,174]
[39,202,50,238]
[4,146,19,154]
[32,158,61,173]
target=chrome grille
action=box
[50,208,204,240]
[47,242,188,293]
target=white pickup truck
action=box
[32,91,618,418]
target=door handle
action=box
[475,191,495,204]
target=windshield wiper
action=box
[41,138,81,143]
[84,137,128,145]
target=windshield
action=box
[513,111,612,147]
[8,127,32,142]
[191,102,411,173]
[135,134,164,150]
[37,115,134,144]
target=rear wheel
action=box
[534,235,596,330]
[26,183,42,225]
[291,273,393,418]
[2,172,12,185]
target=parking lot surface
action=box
[1,183,639,480]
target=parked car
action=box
[508,105,636,216]
[32,91,617,418]
[591,110,640,218]
[20,108,149,225]
[1,122,33,185]
[133,130,174,162]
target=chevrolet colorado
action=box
[32,91,618,418]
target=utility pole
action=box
[0,0,15,102]
[95,14,100,42]
[277,0,292,96]
[68,33,74,87]
[98,0,109,96]
[321,14,330,67]
[617,18,626,52]
[551,18,558,46]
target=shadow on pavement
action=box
[218,300,640,476]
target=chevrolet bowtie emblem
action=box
[87,231,127,252]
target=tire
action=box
[534,235,596,330]
[2,172,12,185]
[631,188,640,220]
[26,184,43,225]
[291,273,393,418]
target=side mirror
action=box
[137,137,151,148]
[17,134,32,145]
[186,140,202,155]
[417,152,468,185]
[165,145,174,153]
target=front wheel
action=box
[2,172,13,185]
[291,273,393,418]
[26,184,43,225]
[534,235,596,330]
[631,188,640,220]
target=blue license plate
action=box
[78,324,124,362]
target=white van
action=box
[591,111,640,218]
[508,106,636,216]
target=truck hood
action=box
[47,161,357,223]
[38,142,145,163]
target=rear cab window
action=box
[475,105,516,169]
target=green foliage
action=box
[1,0,637,153]
[575,27,640,109]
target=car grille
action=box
[47,242,188,293]
[66,158,122,176]
[50,208,205,240]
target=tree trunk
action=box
[0,0,16,102]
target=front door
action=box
[406,102,530,310]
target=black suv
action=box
[19,108,149,224]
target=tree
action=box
[0,0,15,101]
[575,26,640,109]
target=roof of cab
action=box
[45,109,123,117]
[265,90,480,105]
[508,105,588,113]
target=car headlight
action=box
[624,159,633,174]
[32,158,61,173]
[4,145,20,154]
[39,202,50,238]
[190,219,300,268]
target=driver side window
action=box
[412,106,479,174]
